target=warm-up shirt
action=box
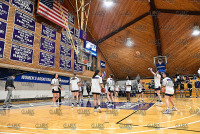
[5,77,15,89]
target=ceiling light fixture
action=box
[126,38,134,47]
[192,24,200,36]
[104,0,114,8]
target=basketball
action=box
[161,87,166,93]
[136,51,140,56]
[101,88,106,93]
[84,60,87,64]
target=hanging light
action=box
[104,0,114,8]
[192,24,200,36]
[126,38,134,47]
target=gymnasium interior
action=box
[0,0,200,133]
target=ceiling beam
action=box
[158,9,200,16]
[149,0,162,56]
[96,12,149,45]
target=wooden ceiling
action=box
[66,0,200,79]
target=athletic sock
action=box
[159,100,162,102]
[94,106,97,109]
[112,102,114,105]
[98,105,101,108]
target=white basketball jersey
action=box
[107,78,115,91]
[51,78,59,91]
[91,75,103,94]
[70,77,80,91]
[154,74,161,88]
[125,80,132,91]
[162,77,174,94]
[137,83,142,92]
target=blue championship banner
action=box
[100,60,106,69]
[10,44,33,63]
[41,23,57,40]
[74,38,81,48]
[14,72,70,85]
[61,32,71,47]
[59,58,71,71]
[60,44,71,59]
[74,62,83,73]
[74,28,79,38]
[0,20,7,39]
[14,10,36,32]
[40,37,56,54]
[12,26,35,47]
[68,12,75,25]
[0,1,9,21]
[39,51,55,67]
[0,40,5,58]
[11,0,34,16]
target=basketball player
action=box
[195,79,200,98]
[56,78,64,105]
[107,74,115,106]
[137,80,144,103]
[187,80,192,98]
[3,74,16,108]
[141,85,145,101]
[70,73,80,107]
[105,83,109,103]
[91,70,104,112]
[79,81,83,103]
[86,82,91,98]
[51,74,60,107]
[148,68,163,106]
[162,72,177,114]
[125,76,132,103]
[180,81,185,98]
[115,82,119,98]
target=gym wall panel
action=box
[0,0,115,80]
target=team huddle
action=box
[51,68,177,114]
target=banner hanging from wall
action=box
[100,60,106,69]
[14,72,70,85]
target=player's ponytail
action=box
[92,70,100,78]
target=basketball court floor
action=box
[0,97,200,134]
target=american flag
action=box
[37,0,68,28]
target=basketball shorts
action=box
[52,89,59,93]
[155,87,161,91]
[108,87,114,93]
[165,93,173,97]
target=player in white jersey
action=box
[162,72,177,114]
[125,76,132,103]
[148,68,163,106]
[107,74,115,106]
[137,80,144,103]
[115,82,119,98]
[51,74,59,107]
[91,70,104,112]
[79,81,83,103]
[70,73,81,107]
